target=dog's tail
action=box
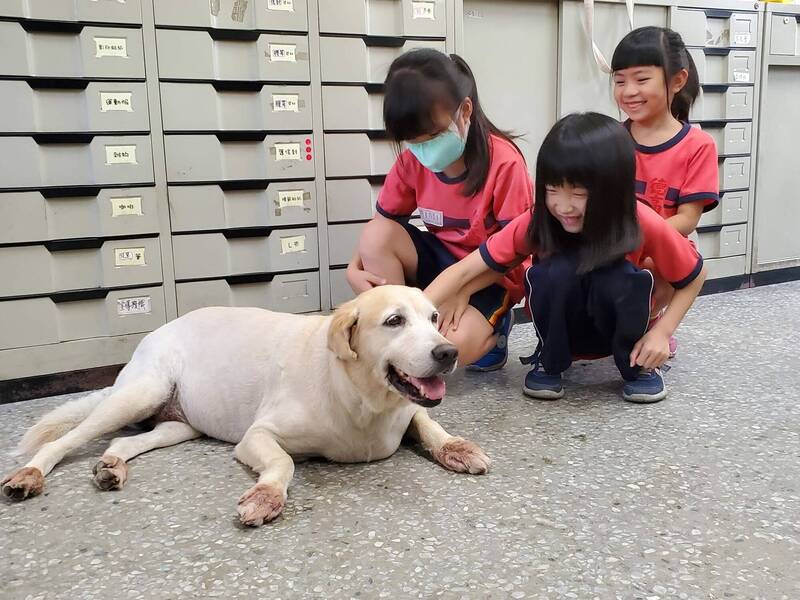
[16,387,112,456]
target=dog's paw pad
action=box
[2,467,45,501]
[237,484,285,527]
[92,456,128,491]
[435,438,491,475]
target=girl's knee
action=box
[358,218,405,259]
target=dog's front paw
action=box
[2,467,45,501]
[92,455,128,491]
[434,438,491,475]
[237,484,286,526]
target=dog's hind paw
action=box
[237,484,286,526]
[92,455,128,491]
[2,467,45,501]
[434,438,491,475]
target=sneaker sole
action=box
[522,386,565,400]
[465,355,508,372]
[622,389,667,403]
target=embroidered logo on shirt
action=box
[646,177,668,214]
[419,208,444,227]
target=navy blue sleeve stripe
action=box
[676,192,720,204]
[671,255,704,289]
[479,242,509,274]
[375,203,412,222]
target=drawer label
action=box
[274,142,301,161]
[95,37,128,58]
[267,0,294,11]
[733,70,750,83]
[272,93,300,112]
[117,296,152,316]
[114,247,146,266]
[269,44,297,62]
[105,145,137,165]
[111,196,143,217]
[734,33,751,46]
[280,234,305,254]
[277,189,306,208]
[413,1,436,20]
[100,91,133,112]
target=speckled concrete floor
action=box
[2,282,799,600]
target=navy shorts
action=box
[401,222,510,329]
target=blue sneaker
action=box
[622,368,667,403]
[522,366,564,400]
[467,310,514,372]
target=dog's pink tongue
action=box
[409,376,446,400]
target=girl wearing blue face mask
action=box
[346,49,533,370]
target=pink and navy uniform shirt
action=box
[481,202,704,289]
[628,121,719,220]
[376,134,533,302]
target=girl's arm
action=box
[630,266,707,369]
[666,202,704,236]
[424,249,494,307]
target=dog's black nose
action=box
[432,343,458,365]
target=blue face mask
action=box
[407,118,469,173]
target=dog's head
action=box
[327,285,457,408]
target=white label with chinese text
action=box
[412,1,435,20]
[100,92,133,112]
[272,94,300,112]
[95,37,128,58]
[267,0,294,11]
[114,247,146,266]
[117,296,152,316]
[110,196,143,217]
[280,235,305,254]
[105,145,137,165]
[274,142,301,161]
[278,190,305,208]
[269,44,297,62]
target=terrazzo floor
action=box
[2,282,799,599]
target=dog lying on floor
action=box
[2,285,490,525]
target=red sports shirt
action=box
[377,134,533,301]
[480,202,704,288]
[628,121,719,220]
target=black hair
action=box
[611,26,699,122]
[382,48,521,197]
[528,112,641,274]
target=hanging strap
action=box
[582,0,636,74]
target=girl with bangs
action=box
[346,49,533,371]
[426,113,706,403]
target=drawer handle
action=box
[26,78,90,90]
[221,227,273,239]
[33,133,94,145]
[703,9,733,18]
[224,273,277,285]
[44,238,105,251]
[363,36,407,48]
[215,131,268,142]
[363,83,384,94]
[51,288,111,303]
[211,81,265,92]
[218,180,269,191]
[207,29,260,42]
[366,175,387,185]
[41,186,102,199]
[695,120,730,128]
[365,130,390,140]
[701,84,731,93]
[703,48,732,56]
[697,225,724,234]
[20,20,84,34]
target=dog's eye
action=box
[384,314,405,328]
[431,312,439,324]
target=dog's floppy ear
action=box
[328,300,359,361]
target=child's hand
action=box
[346,259,386,294]
[630,328,670,369]
[437,291,470,334]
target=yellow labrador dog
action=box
[2,286,490,526]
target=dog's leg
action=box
[92,421,201,491]
[406,408,491,475]
[2,378,169,501]
[234,425,295,526]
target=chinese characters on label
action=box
[114,247,146,267]
[100,92,133,112]
[274,142,301,161]
[272,94,300,112]
[110,196,143,217]
[105,145,137,165]
[117,296,152,316]
[280,235,305,254]
[268,44,297,62]
[277,190,305,208]
[95,37,128,58]
[412,1,435,20]
[267,0,294,11]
